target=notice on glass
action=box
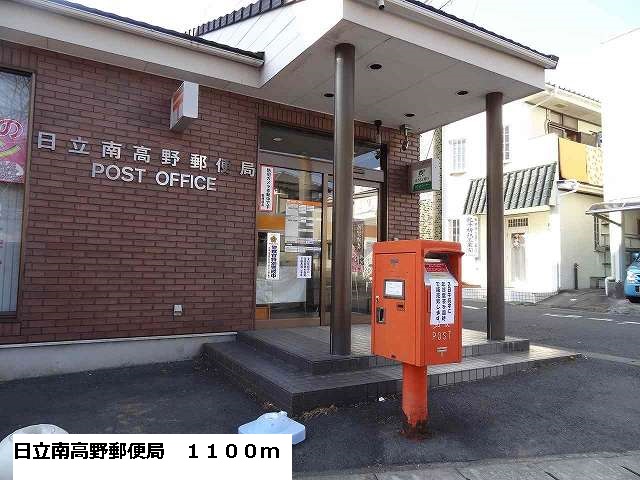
[296,255,312,279]
[284,199,320,253]
[259,166,274,212]
[265,232,280,280]
[430,279,455,325]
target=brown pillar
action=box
[486,92,505,340]
[330,43,355,355]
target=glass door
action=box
[256,166,323,327]
[323,179,381,325]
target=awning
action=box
[586,198,640,215]
[1,0,557,135]
[464,163,556,215]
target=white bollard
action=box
[0,424,68,480]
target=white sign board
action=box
[464,215,479,258]
[430,279,456,326]
[259,166,274,212]
[170,81,199,132]
[266,232,280,280]
[296,255,312,279]
[408,159,440,193]
[425,263,457,326]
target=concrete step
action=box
[237,328,529,374]
[201,340,578,415]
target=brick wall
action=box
[0,40,419,345]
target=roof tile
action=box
[464,163,557,215]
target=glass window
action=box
[562,115,578,130]
[447,218,460,242]
[548,110,562,123]
[503,125,511,163]
[451,139,466,172]
[259,122,381,170]
[0,70,31,314]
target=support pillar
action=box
[486,92,505,340]
[330,43,355,355]
[401,363,428,437]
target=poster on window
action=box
[296,255,312,279]
[259,166,274,212]
[0,118,27,184]
[284,199,321,253]
[352,220,365,273]
[464,215,479,258]
[265,232,280,280]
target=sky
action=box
[79,0,640,98]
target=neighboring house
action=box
[421,84,604,302]
[587,28,640,296]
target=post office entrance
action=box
[255,122,385,328]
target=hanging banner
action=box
[425,263,457,326]
[265,232,280,280]
[296,255,312,279]
[259,166,274,212]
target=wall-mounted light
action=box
[400,124,412,152]
[272,137,283,142]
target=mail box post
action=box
[371,239,464,436]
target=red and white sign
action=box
[259,166,274,212]
[0,118,27,183]
[170,81,198,132]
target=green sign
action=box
[408,159,438,193]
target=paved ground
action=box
[298,450,640,479]
[537,289,640,315]
[463,300,640,359]
[1,354,639,473]
[2,301,639,474]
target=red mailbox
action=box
[371,240,463,434]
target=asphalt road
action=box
[1,359,639,473]
[1,302,639,473]
[462,301,640,360]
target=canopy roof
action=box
[586,199,640,215]
[1,0,558,133]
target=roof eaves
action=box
[545,83,600,104]
[33,0,265,62]
[188,0,302,38]
[400,0,558,67]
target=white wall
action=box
[456,211,559,292]
[601,28,640,203]
[558,193,605,289]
